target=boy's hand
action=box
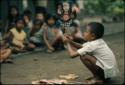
[63,36,70,43]
[64,34,73,41]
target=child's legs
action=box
[51,35,62,45]
[0,49,11,62]
[27,43,36,50]
[80,55,105,80]
[12,41,25,49]
[29,40,43,48]
[51,36,64,50]
[12,46,26,53]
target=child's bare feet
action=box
[46,49,54,53]
[46,47,55,53]
[85,77,103,84]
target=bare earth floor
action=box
[0,32,124,84]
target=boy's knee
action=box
[80,55,87,61]
[80,55,92,61]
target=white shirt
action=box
[77,39,119,78]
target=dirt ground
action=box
[0,32,124,84]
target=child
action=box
[35,7,47,23]
[63,22,119,84]
[43,14,64,52]
[4,16,27,53]
[23,9,33,40]
[28,20,44,49]
[56,2,77,34]
[0,32,12,63]
[5,5,19,33]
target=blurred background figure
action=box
[5,6,19,33]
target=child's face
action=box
[62,14,70,21]
[48,18,55,26]
[11,8,18,16]
[83,26,96,41]
[16,20,24,30]
[23,16,29,24]
[36,13,44,21]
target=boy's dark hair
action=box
[35,6,47,17]
[87,22,104,39]
[45,13,58,25]
[15,15,24,23]
[23,9,32,20]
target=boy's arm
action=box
[70,41,83,49]
[64,34,83,49]
[66,43,80,58]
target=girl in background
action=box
[23,9,33,41]
[28,20,44,49]
[5,5,19,33]
[43,14,64,52]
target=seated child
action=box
[4,16,27,53]
[0,33,12,63]
[27,8,47,49]
[28,20,44,49]
[63,22,119,84]
[23,9,33,40]
[5,5,19,33]
[43,14,64,52]
[35,7,46,23]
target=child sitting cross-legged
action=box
[28,20,44,49]
[4,16,29,53]
[43,14,64,52]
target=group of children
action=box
[0,5,83,63]
[0,4,119,84]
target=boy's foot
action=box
[85,78,103,84]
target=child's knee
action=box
[80,55,94,62]
[80,56,86,63]
[7,49,12,54]
[28,43,36,49]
